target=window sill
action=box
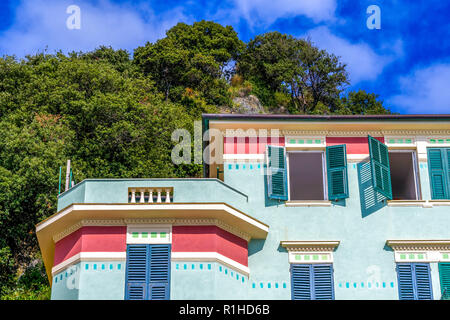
[285,200,332,207]
[387,200,450,208]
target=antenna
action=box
[65,160,71,191]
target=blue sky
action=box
[0,0,449,114]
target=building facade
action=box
[36,114,450,300]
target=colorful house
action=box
[36,114,450,300]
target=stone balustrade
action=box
[128,188,173,203]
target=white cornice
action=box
[386,240,450,251]
[53,218,252,243]
[280,241,340,252]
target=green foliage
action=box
[134,20,244,106]
[336,90,393,115]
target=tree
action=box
[336,90,392,115]
[134,20,244,106]
[237,32,349,113]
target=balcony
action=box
[57,178,249,212]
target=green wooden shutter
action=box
[267,145,288,200]
[427,148,449,199]
[439,263,450,299]
[326,144,349,200]
[368,135,392,199]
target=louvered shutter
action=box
[125,245,148,300]
[414,263,433,300]
[368,136,392,199]
[312,264,334,300]
[148,244,171,300]
[291,264,334,300]
[326,145,349,200]
[291,264,312,300]
[267,145,288,200]
[439,263,450,299]
[397,263,433,300]
[428,148,448,199]
[397,263,415,300]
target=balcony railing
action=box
[56,178,249,212]
[128,188,173,203]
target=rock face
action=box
[230,95,265,114]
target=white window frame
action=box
[286,150,328,201]
[388,149,421,200]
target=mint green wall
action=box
[51,263,80,300]
[51,261,125,300]
[222,160,448,300]
[171,262,250,300]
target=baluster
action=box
[140,189,145,203]
[131,189,136,203]
[148,189,153,203]
[165,189,171,203]
[157,189,162,203]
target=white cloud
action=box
[0,0,191,57]
[388,63,450,114]
[217,0,336,27]
[302,26,401,84]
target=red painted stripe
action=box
[223,137,285,154]
[326,137,384,154]
[172,226,248,266]
[54,226,126,265]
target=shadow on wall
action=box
[248,239,266,256]
[357,161,387,218]
[263,163,285,207]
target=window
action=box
[428,148,450,199]
[291,264,334,300]
[388,151,420,200]
[267,144,348,201]
[396,263,433,300]
[288,151,326,200]
[125,244,171,300]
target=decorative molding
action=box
[282,130,329,136]
[289,252,333,264]
[220,129,450,138]
[53,218,252,243]
[127,225,172,244]
[221,129,282,137]
[285,136,326,148]
[280,241,340,252]
[386,240,450,251]
[281,130,450,137]
[51,252,126,275]
[52,219,124,242]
